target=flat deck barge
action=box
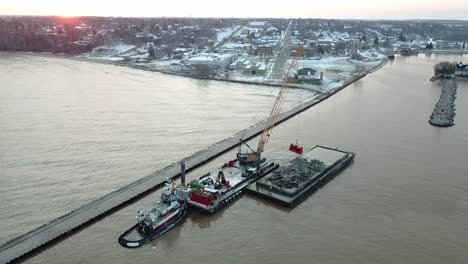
[247,145,355,206]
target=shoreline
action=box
[3,51,387,94]
[422,50,468,55]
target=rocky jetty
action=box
[429,79,457,127]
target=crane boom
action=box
[236,47,304,167]
[256,48,304,154]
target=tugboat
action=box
[118,182,187,248]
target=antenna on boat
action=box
[180,161,186,185]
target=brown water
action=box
[3,52,468,264]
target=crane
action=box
[237,47,305,166]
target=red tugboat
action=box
[118,182,187,248]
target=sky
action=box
[1,0,468,20]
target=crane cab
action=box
[237,152,260,166]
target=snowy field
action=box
[90,44,136,56]
[215,27,237,42]
[296,57,356,74]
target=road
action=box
[269,21,294,80]
[209,26,243,53]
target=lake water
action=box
[1,52,468,264]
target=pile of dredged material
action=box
[266,158,326,190]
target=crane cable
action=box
[239,68,279,148]
[295,56,304,145]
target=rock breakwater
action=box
[429,79,457,127]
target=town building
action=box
[294,68,323,82]
[184,53,236,77]
[248,21,268,29]
[228,58,251,70]
[255,45,274,56]
[243,62,267,75]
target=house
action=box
[316,38,335,54]
[304,46,318,58]
[229,58,250,70]
[243,62,267,75]
[435,40,460,50]
[455,62,468,77]
[294,68,323,81]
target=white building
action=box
[184,53,237,77]
[248,21,268,29]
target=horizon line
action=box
[1,14,468,22]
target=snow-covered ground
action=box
[77,53,124,62]
[215,27,237,42]
[147,59,182,69]
[296,57,355,74]
[358,50,387,61]
[90,44,136,56]
[82,44,138,62]
[277,52,386,92]
[228,72,270,83]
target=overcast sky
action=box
[1,0,468,20]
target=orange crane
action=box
[238,47,305,166]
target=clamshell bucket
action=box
[289,144,304,155]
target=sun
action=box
[59,14,76,19]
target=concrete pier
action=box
[0,74,366,264]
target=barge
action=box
[247,145,355,207]
[182,159,278,213]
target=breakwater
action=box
[429,79,457,127]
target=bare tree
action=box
[434,62,456,75]
[147,43,155,58]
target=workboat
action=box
[182,158,278,213]
[118,182,187,248]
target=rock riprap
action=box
[430,79,457,127]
